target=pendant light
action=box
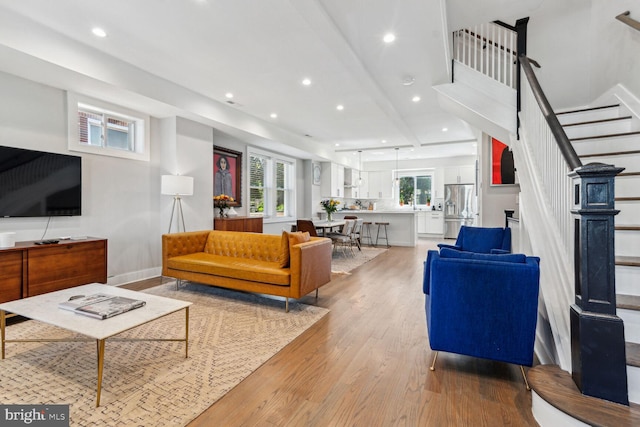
[395,147,399,184]
[358,150,363,186]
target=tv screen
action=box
[0,146,82,217]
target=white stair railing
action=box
[452,23,517,89]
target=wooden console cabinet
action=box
[214,216,263,233]
[0,238,107,303]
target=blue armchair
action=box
[423,248,540,387]
[438,225,512,254]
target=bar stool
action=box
[374,221,390,248]
[361,221,374,247]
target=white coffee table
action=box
[0,283,192,407]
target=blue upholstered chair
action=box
[438,225,512,254]
[423,248,540,388]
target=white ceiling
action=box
[0,0,548,164]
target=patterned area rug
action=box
[331,246,388,276]
[0,283,329,426]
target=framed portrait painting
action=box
[213,146,242,206]
[491,137,516,186]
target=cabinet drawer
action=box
[27,241,107,296]
[0,251,23,303]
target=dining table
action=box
[313,220,346,236]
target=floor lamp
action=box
[161,175,194,233]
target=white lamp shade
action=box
[161,175,194,196]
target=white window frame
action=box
[398,170,434,207]
[67,92,150,162]
[248,147,296,223]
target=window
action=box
[67,92,150,161]
[398,172,433,207]
[248,148,295,221]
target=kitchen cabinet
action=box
[321,162,344,198]
[367,170,393,199]
[416,211,444,234]
[445,165,476,184]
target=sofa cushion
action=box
[458,226,507,253]
[277,231,311,268]
[204,230,282,262]
[439,247,527,263]
[167,252,291,286]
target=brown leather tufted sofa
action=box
[162,230,332,311]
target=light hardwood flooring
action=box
[128,238,538,426]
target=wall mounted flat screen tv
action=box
[0,146,82,217]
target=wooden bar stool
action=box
[374,221,390,248]
[361,221,374,247]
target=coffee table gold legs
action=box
[1,310,5,360]
[96,339,105,407]
[185,306,189,358]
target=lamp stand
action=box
[168,195,187,233]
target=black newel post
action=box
[569,163,628,405]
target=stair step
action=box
[572,131,640,142]
[563,116,633,127]
[616,256,640,267]
[557,104,621,115]
[581,150,640,159]
[528,364,640,426]
[573,133,640,158]
[616,225,640,231]
[627,342,640,368]
[618,294,640,310]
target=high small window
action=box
[67,92,150,161]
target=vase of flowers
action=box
[320,198,340,222]
[214,194,234,218]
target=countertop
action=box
[332,209,443,214]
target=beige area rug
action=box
[331,246,388,276]
[0,283,329,426]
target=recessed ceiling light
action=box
[383,33,396,43]
[270,113,278,119]
[442,127,448,132]
[335,143,340,147]
[381,139,387,144]
[302,78,311,86]
[336,104,344,111]
[412,96,421,102]
[92,27,107,38]
[402,76,415,86]
[225,92,234,99]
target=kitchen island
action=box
[327,210,416,247]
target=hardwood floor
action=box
[127,238,538,426]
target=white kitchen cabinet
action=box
[367,170,393,199]
[444,164,476,184]
[321,162,344,198]
[427,211,444,234]
[417,211,444,234]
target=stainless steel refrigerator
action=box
[443,184,476,239]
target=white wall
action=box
[0,71,163,284]
[590,0,640,100]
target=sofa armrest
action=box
[289,237,332,298]
[437,243,460,251]
[162,231,210,275]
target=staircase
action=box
[557,103,640,405]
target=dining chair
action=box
[351,218,363,250]
[296,219,319,237]
[328,219,355,256]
